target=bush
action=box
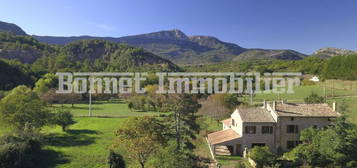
[249,146,276,168]
[0,126,42,168]
[53,108,76,132]
[108,150,126,168]
[301,79,316,86]
[304,92,324,104]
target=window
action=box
[287,141,301,149]
[245,126,256,134]
[252,143,265,147]
[313,125,318,129]
[232,119,235,126]
[290,117,294,121]
[262,126,273,134]
[287,125,299,133]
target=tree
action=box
[338,99,348,114]
[0,85,52,129]
[0,124,42,168]
[249,146,276,168]
[52,108,76,132]
[33,73,57,96]
[322,55,357,81]
[108,150,126,168]
[304,92,324,104]
[284,117,357,167]
[0,59,33,91]
[62,92,82,107]
[165,94,201,151]
[114,117,168,168]
[148,141,197,168]
[127,95,147,111]
[198,94,241,120]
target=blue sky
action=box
[1,0,357,54]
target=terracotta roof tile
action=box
[207,129,241,145]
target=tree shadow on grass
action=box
[36,149,69,168]
[67,129,101,135]
[93,99,126,104]
[70,106,103,110]
[43,129,101,147]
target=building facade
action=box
[207,101,340,156]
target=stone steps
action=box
[215,145,231,156]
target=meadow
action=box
[0,80,355,168]
[0,100,165,168]
[54,99,162,117]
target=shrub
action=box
[53,108,76,132]
[249,146,276,168]
[304,92,324,104]
[0,126,42,168]
[301,79,316,86]
[108,150,126,168]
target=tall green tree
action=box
[0,85,52,129]
[114,117,168,168]
[52,108,76,132]
[33,73,57,96]
[165,94,201,151]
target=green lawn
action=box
[36,99,169,168]
[38,117,125,168]
[216,155,251,168]
[251,81,357,103]
[0,100,167,168]
[55,99,163,117]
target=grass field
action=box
[39,117,125,168]
[245,80,357,124]
[0,80,356,167]
[0,100,164,168]
[55,99,163,117]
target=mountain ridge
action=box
[0,21,27,36]
[30,29,307,64]
[1,20,356,65]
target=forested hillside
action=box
[0,32,54,63]
[33,29,307,64]
[0,21,27,36]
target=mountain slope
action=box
[114,30,247,64]
[0,21,27,36]
[311,47,356,58]
[234,49,306,61]
[0,20,308,64]
[33,29,307,64]
[34,39,181,72]
[0,32,54,63]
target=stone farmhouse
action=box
[207,101,340,156]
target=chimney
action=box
[281,99,285,104]
[263,99,266,109]
[273,101,276,111]
[332,102,336,111]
